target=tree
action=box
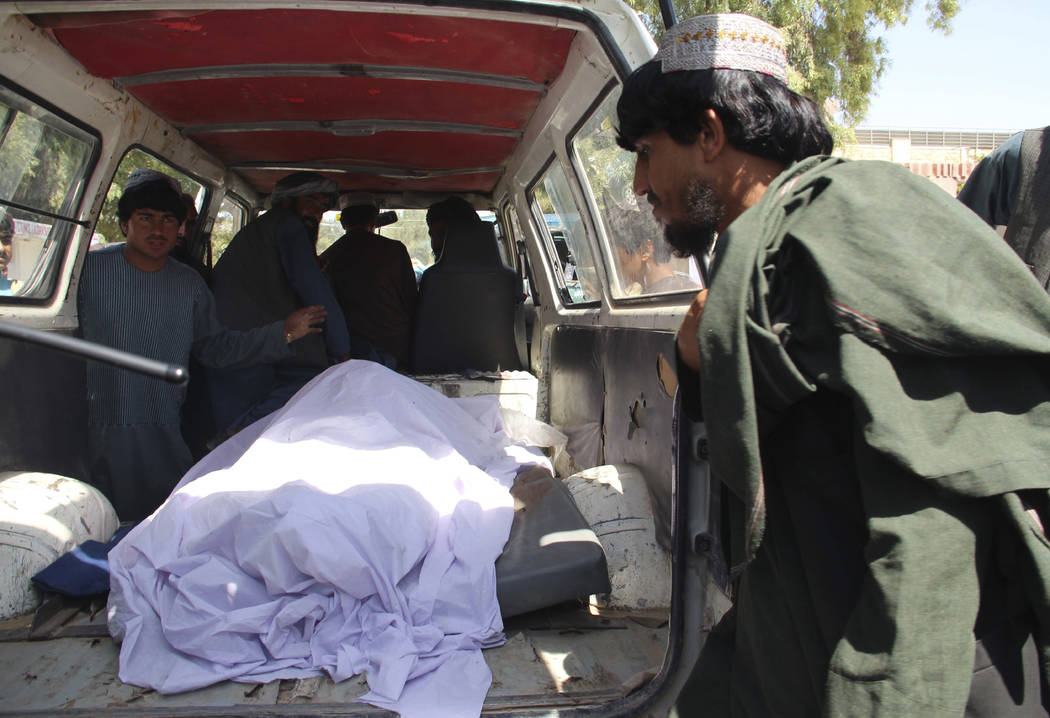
[625,0,959,128]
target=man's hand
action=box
[676,289,708,372]
[283,305,326,343]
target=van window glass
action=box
[93,149,203,248]
[211,195,248,262]
[504,205,534,301]
[530,163,600,304]
[573,91,702,298]
[0,86,96,301]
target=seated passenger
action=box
[321,195,418,370]
[208,171,350,436]
[78,169,326,521]
[425,196,482,262]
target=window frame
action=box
[525,154,602,309]
[0,76,101,307]
[210,191,251,266]
[566,81,703,306]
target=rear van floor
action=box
[0,600,667,714]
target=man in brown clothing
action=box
[322,196,418,370]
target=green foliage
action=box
[0,101,91,219]
[624,0,959,127]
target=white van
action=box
[0,2,727,715]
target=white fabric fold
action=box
[108,361,549,717]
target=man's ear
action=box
[697,109,728,162]
[118,221,128,238]
[641,238,655,261]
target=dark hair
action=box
[616,63,833,163]
[426,196,480,226]
[340,203,380,228]
[605,203,673,262]
[0,211,13,239]
[118,179,187,223]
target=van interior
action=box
[0,2,727,715]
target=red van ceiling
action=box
[30,8,576,196]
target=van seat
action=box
[412,220,523,373]
[495,466,610,617]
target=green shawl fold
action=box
[696,156,1050,715]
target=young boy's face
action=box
[120,206,180,271]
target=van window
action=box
[93,148,203,248]
[530,163,600,304]
[211,195,248,263]
[573,91,702,298]
[0,84,96,300]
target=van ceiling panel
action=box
[192,131,518,167]
[30,7,577,198]
[129,78,540,129]
[235,169,502,194]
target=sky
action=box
[860,0,1047,131]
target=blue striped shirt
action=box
[79,245,289,426]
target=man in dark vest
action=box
[321,195,418,370]
[958,126,1050,290]
[210,171,351,436]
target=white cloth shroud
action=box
[107,360,553,717]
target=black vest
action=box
[1004,127,1050,289]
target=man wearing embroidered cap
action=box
[617,13,1050,717]
[210,171,351,437]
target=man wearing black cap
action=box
[321,195,417,370]
[210,171,351,435]
[79,169,325,520]
[616,13,1050,717]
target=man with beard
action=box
[617,14,1050,717]
[210,171,350,437]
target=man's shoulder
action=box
[85,243,125,262]
[778,157,936,206]
[82,243,127,280]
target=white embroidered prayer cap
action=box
[654,13,788,84]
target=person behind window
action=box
[0,211,16,296]
[78,169,326,520]
[609,204,697,295]
[208,171,351,437]
[321,195,418,371]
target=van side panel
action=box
[547,325,677,545]
[0,338,88,479]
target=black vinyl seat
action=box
[412,220,523,373]
[495,466,610,617]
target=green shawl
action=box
[694,156,1050,715]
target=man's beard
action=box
[661,176,723,260]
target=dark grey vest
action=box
[1004,127,1050,289]
[211,208,328,367]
